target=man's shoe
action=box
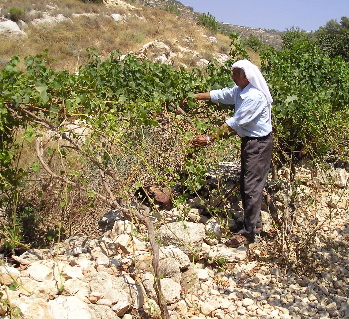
[225,233,253,248]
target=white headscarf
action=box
[232,60,273,104]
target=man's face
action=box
[232,68,249,88]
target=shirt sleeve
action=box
[210,87,237,105]
[226,93,265,131]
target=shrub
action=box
[8,7,25,22]
[197,13,218,34]
[281,26,313,50]
[165,5,180,15]
[242,34,267,52]
[261,41,349,162]
[314,17,349,61]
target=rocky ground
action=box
[0,162,349,319]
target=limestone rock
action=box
[48,296,95,319]
[0,20,26,37]
[157,222,205,259]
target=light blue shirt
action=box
[210,83,272,138]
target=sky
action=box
[180,0,349,32]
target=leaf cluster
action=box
[197,12,218,34]
[261,41,349,162]
[0,43,238,248]
[314,17,349,61]
[281,17,349,62]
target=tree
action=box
[314,16,349,61]
[242,34,267,52]
[261,41,349,163]
[197,13,218,33]
[281,27,313,50]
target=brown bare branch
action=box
[36,138,170,317]
[35,137,114,207]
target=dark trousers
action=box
[239,133,273,238]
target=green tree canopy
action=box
[281,27,313,50]
[314,16,349,61]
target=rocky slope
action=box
[135,0,282,48]
[1,162,349,319]
[0,0,281,71]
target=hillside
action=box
[0,0,281,72]
[135,0,282,48]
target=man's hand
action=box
[191,134,209,147]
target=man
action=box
[191,59,273,247]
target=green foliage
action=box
[165,5,180,15]
[228,33,250,62]
[261,41,349,162]
[0,44,237,250]
[314,16,349,61]
[1,32,349,251]
[0,55,27,194]
[197,13,218,33]
[281,27,313,50]
[242,34,267,52]
[8,7,25,22]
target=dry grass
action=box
[0,0,233,72]
[1,0,108,19]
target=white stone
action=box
[159,245,191,269]
[334,168,349,187]
[200,301,216,316]
[104,0,137,10]
[62,264,83,279]
[96,298,113,307]
[14,297,54,319]
[160,278,181,304]
[113,233,133,253]
[0,20,26,36]
[111,13,125,22]
[0,266,20,285]
[208,243,247,262]
[31,14,70,27]
[112,220,134,236]
[242,298,254,307]
[27,263,53,282]
[197,268,209,281]
[91,247,110,265]
[63,278,90,301]
[205,218,222,240]
[76,258,92,270]
[49,296,94,319]
[197,59,209,69]
[111,299,130,316]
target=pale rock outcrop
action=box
[157,221,205,258]
[31,14,70,27]
[0,20,26,37]
[111,13,126,22]
[104,0,137,11]
[196,58,209,69]
[136,40,176,65]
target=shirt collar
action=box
[239,83,253,99]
